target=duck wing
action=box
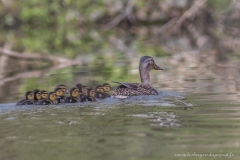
[113,81,140,89]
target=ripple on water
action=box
[130,111,181,127]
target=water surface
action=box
[0,90,239,160]
[1,56,240,160]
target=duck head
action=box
[94,85,104,93]
[102,83,112,92]
[48,92,57,101]
[70,87,80,98]
[139,56,163,84]
[54,87,65,97]
[25,91,34,100]
[33,90,41,100]
[40,90,48,99]
[87,88,95,98]
[56,84,69,94]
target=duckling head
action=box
[48,92,57,101]
[25,91,34,100]
[94,85,104,93]
[88,88,95,98]
[102,83,112,92]
[82,86,88,96]
[54,87,65,97]
[40,90,48,99]
[56,84,69,94]
[70,87,80,98]
[33,90,41,100]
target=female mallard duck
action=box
[94,85,106,100]
[64,87,81,103]
[112,56,163,97]
[102,83,112,97]
[16,91,34,105]
[37,92,58,105]
[81,88,96,102]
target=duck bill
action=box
[154,64,164,70]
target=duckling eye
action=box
[91,91,95,96]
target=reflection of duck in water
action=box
[112,56,163,97]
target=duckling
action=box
[82,85,88,96]
[37,92,58,105]
[76,83,84,96]
[33,89,41,104]
[81,88,96,102]
[54,87,65,104]
[16,91,34,105]
[55,84,69,94]
[94,85,106,100]
[102,83,112,97]
[63,87,81,103]
[40,90,48,100]
[112,56,163,97]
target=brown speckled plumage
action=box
[112,56,163,97]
